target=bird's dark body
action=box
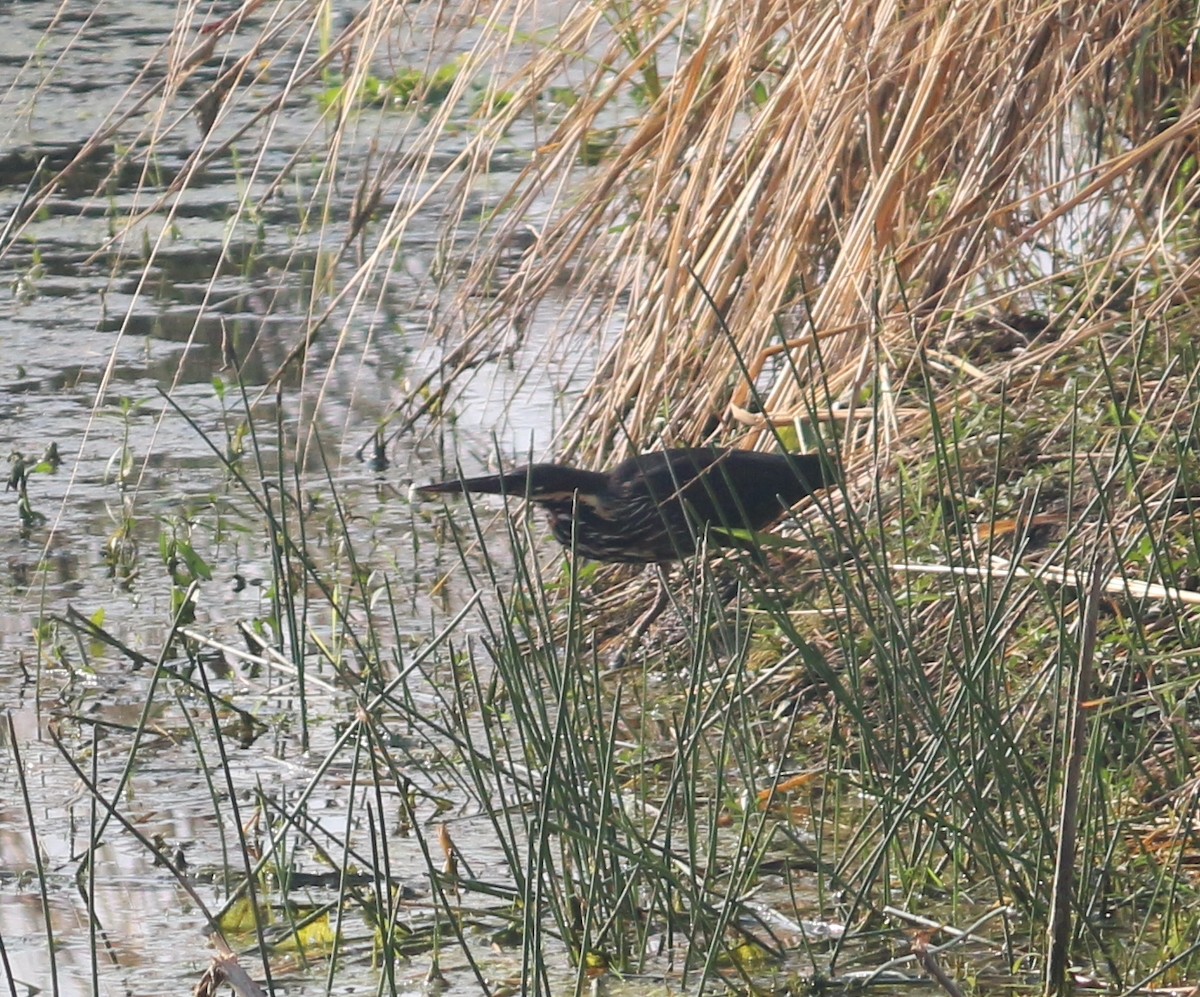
[417,447,833,564]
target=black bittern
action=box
[418,446,836,664]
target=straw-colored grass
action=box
[420,1,1200,470]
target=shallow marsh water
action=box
[0,3,614,994]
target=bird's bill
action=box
[414,480,466,495]
[415,471,531,497]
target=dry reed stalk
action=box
[429,0,1199,475]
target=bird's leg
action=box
[609,564,672,670]
[716,565,743,605]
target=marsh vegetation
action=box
[3,1,1200,995]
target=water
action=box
[0,3,607,993]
